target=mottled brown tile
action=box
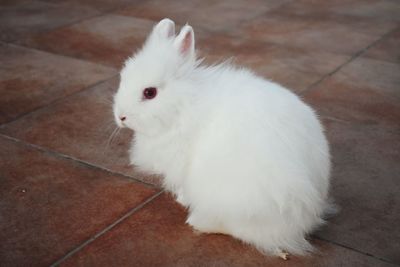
[41,0,140,12]
[233,12,395,55]
[60,194,393,267]
[363,28,400,64]
[116,0,289,33]
[20,14,157,68]
[0,135,159,266]
[20,14,217,68]
[0,0,99,42]
[0,0,31,7]
[278,0,400,22]
[315,119,400,264]
[198,36,349,92]
[0,78,161,185]
[304,57,400,125]
[0,43,116,124]
[302,57,400,263]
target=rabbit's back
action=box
[182,68,330,254]
[188,68,330,208]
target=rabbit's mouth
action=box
[114,117,126,128]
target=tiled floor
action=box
[0,0,399,266]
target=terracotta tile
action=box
[20,14,156,68]
[302,57,400,262]
[248,66,320,93]
[0,78,162,186]
[304,57,400,125]
[0,0,99,42]
[0,43,116,124]
[40,0,140,12]
[278,0,400,22]
[116,0,289,33]
[198,36,350,92]
[233,12,394,55]
[315,119,400,264]
[0,0,31,7]
[0,135,159,266]
[60,194,392,267]
[363,29,400,64]
[21,14,213,68]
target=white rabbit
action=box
[113,18,333,258]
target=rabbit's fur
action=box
[113,19,333,256]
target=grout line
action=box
[2,1,147,68]
[0,72,118,127]
[314,236,400,266]
[4,41,118,70]
[5,126,399,265]
[299,27,399,95]
[0,133,157,189]
[199,0,296,34]
[50,190,164,267]
[2,3,398,265]
[3,0,293,64]
[299,56,356,95]
[19,0,143,42]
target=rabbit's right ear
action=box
[152,18,175,39]
[173,25,195,59]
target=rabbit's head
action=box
[113,19,197,136]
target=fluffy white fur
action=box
[113,19,333,256]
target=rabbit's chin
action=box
[126,117,170,137]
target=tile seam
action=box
[0,72,118,127]
[49,190,164,267]
[299,26,400,95]
[3,41,119,70]
[3,0,146,45]
[314,236,400,266]
[0,133,158,188]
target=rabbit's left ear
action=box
[174,25,195,58]
[152,18,175,39]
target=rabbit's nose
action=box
[120,116,126,121]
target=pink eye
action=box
[143,87,157,100]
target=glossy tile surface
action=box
[277,0,400,22]
[0,135,158,266]
[364,29,400,64]
[117,0,289,32]
[304,57,400,125]
[1,0,399,266]
[0,43,115,124]
[232,11,397,55]
[20,15,157,68]
[303,57,400,263]
[61,194,394,267]
[0,78,162,185]
[0,0,99,42]
[197,35,349,91]
[318,120,400,263]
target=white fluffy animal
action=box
[113,19,333,258]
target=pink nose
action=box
[120,116,126,121]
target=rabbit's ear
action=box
[174,25,195,58]
[153,18,175,39]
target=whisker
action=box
[109,127,119,146]
[103,98,114,105]
[109,128,124,165]
[103,126,119,154]
[104,121,117,132]
[98,98,114,106]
